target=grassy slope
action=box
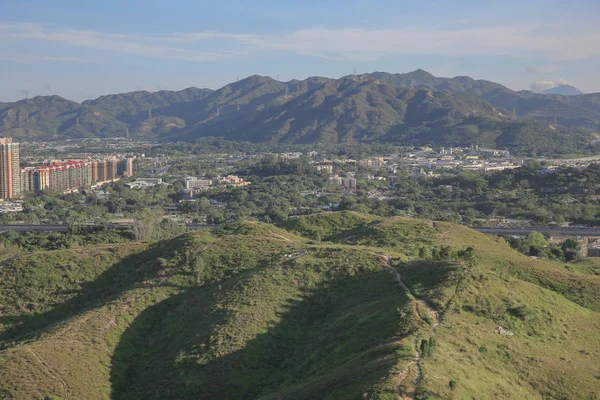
[0,222,416,399]
[0,213,598,399]
[112,247,415,400]
[282,212,600,399]
[0,243,146,341]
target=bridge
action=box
[0,224,71,232]
[0,223,218,233]
[472,227,600,237]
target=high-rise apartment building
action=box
[0,138,21,199]
[106,159,117,181]
[21,161,91,194]
[117,158,134,177]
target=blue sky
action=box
[1,0,599,102]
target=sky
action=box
[1,0,599,102]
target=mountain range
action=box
[1,70,599,155]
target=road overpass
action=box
[0,224,70,232]
[473,227,600,237]
[0,223,218,233]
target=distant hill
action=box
[371,71,600,130]
[0,95,128,139]
[540,84,583,96]
[0,213,598,399]
[176,76,591,155]
[1,71,599,155]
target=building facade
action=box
[0,138,21,199]
[21,161,92,194]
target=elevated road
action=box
[0,224,70,232]
[473,227,600,237]
[0,223,218,233]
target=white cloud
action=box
[0,23,238,62]
[530,79,572,92]
[526,65,562,74]
[0,22,599,63]
[0,53,96,64]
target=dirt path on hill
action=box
[384,256,440,327]
[433,222,456,242]
[271,233,292,242]
[381,255,439,400]
[28,348,69,400]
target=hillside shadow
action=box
[395,260,464,309]
[0,235,193,347]
[110,271,411,400]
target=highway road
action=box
[0,224,70,232]
[0,223,218,232]
[473,227,600,237]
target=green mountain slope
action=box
[180,76,590,154]
[371,70,600,131]
[82,87,213,127]
[0,96,128,139]
[1,72,597,155]
[0,213,598,399]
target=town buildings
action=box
[185,177,213,190]
[0,138,21,199]
[327,175,357,188]
[19,157,134,195]
[216,175,251,187]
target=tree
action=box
[524,231,547,256]
[132,208,162,241]
[561,238,580,262]
[190,252,206,285]
[457,247,475,267]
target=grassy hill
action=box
[0,213,599,399]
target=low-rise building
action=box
[185,177,213,190]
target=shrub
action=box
[449,378,457,390]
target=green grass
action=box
[112,250,413,399]
[0,213,599,399]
